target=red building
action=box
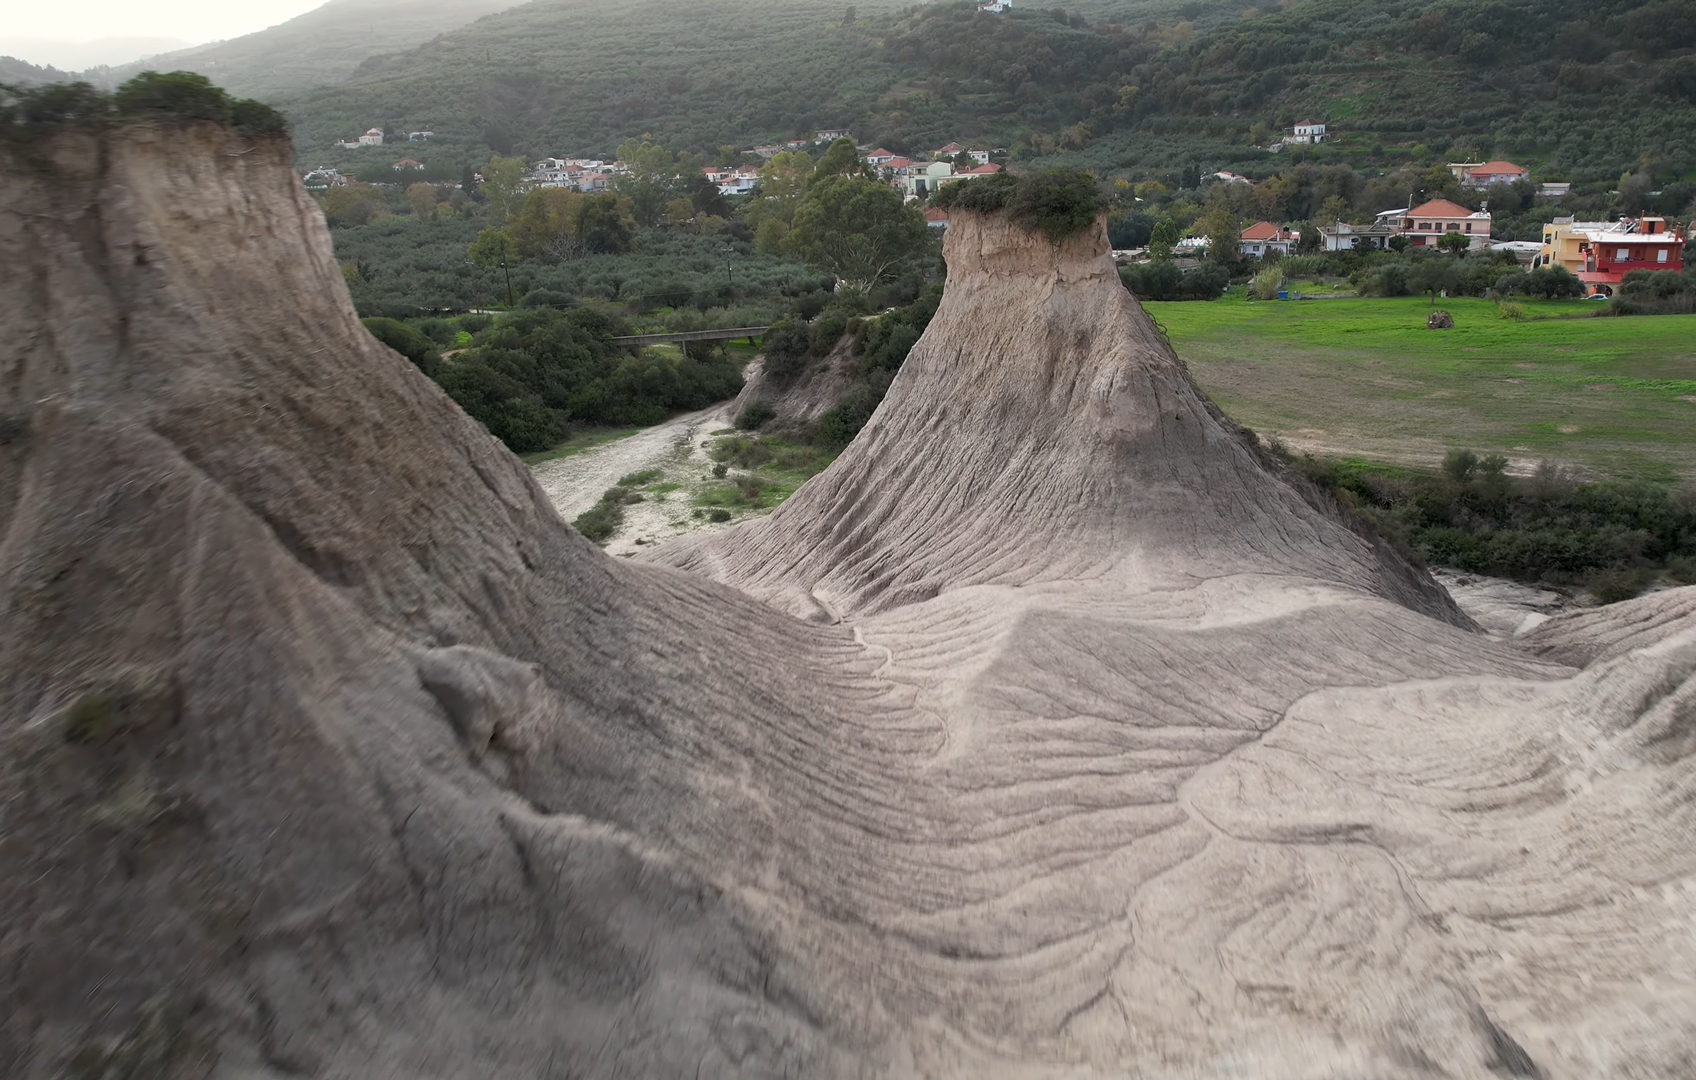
[1577,217,1687,294]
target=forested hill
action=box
[274,0,1696,181]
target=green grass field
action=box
[1153,295,1696,482]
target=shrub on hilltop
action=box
[932,169,1108,243]
[0,72,287,140]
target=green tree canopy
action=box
[478,156,529,222]
[1409,256,1462,303]
[784,175,928,291]
[814,137,867,179]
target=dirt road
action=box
[530,402,739,555]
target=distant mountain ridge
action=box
[1,0,523,98]
[268,0,1696,180]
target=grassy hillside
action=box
[271,0,1696,180]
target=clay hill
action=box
[4,120,1696,1080]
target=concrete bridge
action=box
[609,326,769,347]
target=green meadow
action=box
[1152,295,1696,482]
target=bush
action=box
[932,168,1107,242]
[520,289,574,308]
[1250,266,1285,300]
[434,362,566,453]
[735,399,776,429]
[1,71,287,140]
[1295,449,1696,589]
[1357,262,1410,297]
[362,317,440,377]
[810,311,849,356]
[707,507,733,522]
[1119,261,1229,301]
[760,317,813,377]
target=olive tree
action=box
[783,175,928,292]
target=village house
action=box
[815,129,852,143]
[977,0,1011,12]
[1316,207,1406,251]
[1238,221,1300,258]
[864,148,898,166]
[1286,121,1326,144]
[924,207,950,230]
[530,157,621,191]
[406,131,434,142]
[1539,182,1572,198]
[1212,171,1252,185]
[703,165,761,196]
[391,159,425,171]
[357,127,384,147]
[900,161,1002,199]
[931,142,966,160]
[301,167,347,191]
[1397,199,1493,250]
[901,161,956,198]
[1448,160,1529,187]
[1537,216,1687,294]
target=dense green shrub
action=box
[735,400,776,430]
[759,317,812,378]
[1495,265,1584,299]
[434,362,566,452]
[815,371,893,451]
[932,168,1107,242]
[572,484,644,543]
[1119,261,1230,301]
[362,317,441,377]
[1,71,286,139]
[1285,450,1696,599]
[427,305,741,451]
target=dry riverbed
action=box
[530,403,758,556]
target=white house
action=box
[1317,209,1404,252]
[407,131,434,142]
[815,129,852,143]
[978,0,1011,11]
[1287,121,1326,144]
[1238,221,1299,258]
[357,127,384,147]
[901,161,955,198]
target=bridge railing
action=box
[608,326,769,347]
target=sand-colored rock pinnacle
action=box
[3,126,1694,1080]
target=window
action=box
[1447,224,1460,232]
[1617,247,1629,260]
[1658,249,1669,263]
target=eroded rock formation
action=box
[3,124,1695,1080]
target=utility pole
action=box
[501,238,514,308]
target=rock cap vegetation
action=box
[0,72,287,142]
[931,168,1108,242]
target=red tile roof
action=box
[923,208,949,222]
[958,163,1002,176]
[1239,220,1284,241]
[1469,160,1526,176]
[1407,199,1479,219]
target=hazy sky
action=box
[4,0,327,67]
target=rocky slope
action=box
[3,123,1695,1080]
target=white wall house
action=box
[1287,121,1326,144]
[357,127,384,147]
